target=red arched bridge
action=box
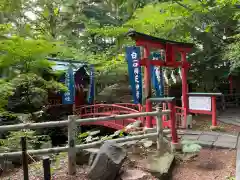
[74,103,184,130]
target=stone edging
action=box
[236,132,240,180]
[178,130,238,149]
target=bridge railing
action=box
[74,104,142,129]
[75,104,139,116]
[0,109,175,176]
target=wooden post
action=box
[169,101,178,144]
[144,46,153,128]
[221,95,225,111]
[42,156,51,180]
[211,96,217,127]
[21,137,29,180]
[156,107,163,151]
[68,115,76,175]
[181,52,189,128]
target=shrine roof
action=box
[126,30,194,48]
[47,57,86,72]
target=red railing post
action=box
[162,103,167,122]
[169,101,178,144]
[211,96,217,127]
[145,99,153,128]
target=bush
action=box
[0,130,51,152]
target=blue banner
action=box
[126,46,142,104]
[62,67,75,104]
[151,52,164,97]
[88,65,95,104]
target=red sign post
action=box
[188,93,222,127]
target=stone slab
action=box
[120,169,150,180]
[217,135,238,143]
[202,131,221,136]
[166,134,182,139]
[218,119,240,126]
[146,152,175,179]
[236,134,240,180]
[213,140,237,149]
[182,135,200,141]
[196,140,213,148]
[184,130,203,135]
[237,133,240,149]
[198,134,218,142]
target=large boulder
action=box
[76,148,99,165]
[88,142,127,180]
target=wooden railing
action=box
[0,109,173,176]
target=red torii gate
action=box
[127,30,194,128]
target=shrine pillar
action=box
[143,46,153,128]
[180,51,189,128]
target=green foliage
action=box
[0,33,67,113]
[226,176,236,180]
[224,34,240,71]
[0,130,50,152]
[1,0,240,112]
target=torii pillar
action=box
[127,31,194,129]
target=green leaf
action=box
[54,8,59,16]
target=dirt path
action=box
[173,148,236,180]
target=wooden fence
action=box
[0,109,171,176]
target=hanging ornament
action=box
[155,67,161,83]
[163,69,169,85]
[171,70,177,84]
[178,68,182,79]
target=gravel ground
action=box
[172,148,236,180]
[0,149,158,180]
[192,114,240,134]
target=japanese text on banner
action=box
[126,46,142,104]
[63,67,74,104]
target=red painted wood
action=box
[75,87,85,107]
[175,47,193,53]
[136,39,164,49]
[189,109,212,115]
[165,43,176,64]
[143,46,153,128]
[181,52,189,128]
[211,96,217,126]
[77,103,185,130]
[139,59,190,68]
[75,104,142,130]
[169,101,178,143]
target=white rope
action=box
[171,70,177,84]
[178,68,182,79]
[163,69,168,84]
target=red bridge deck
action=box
[74,103,184,130]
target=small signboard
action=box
[62,67,75,104]
[189,96,211,111]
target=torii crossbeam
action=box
[127,30,194,128]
